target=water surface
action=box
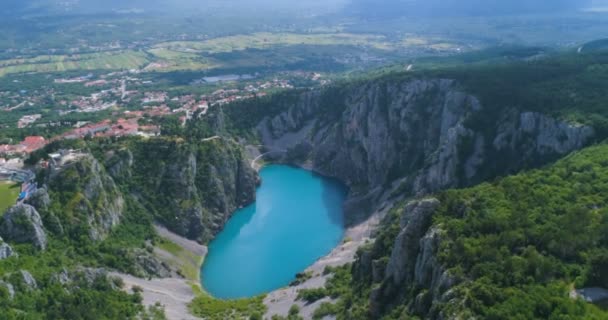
[201,165,347,299]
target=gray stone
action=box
[25,187,51,212]
[256,78,594,224]
[0,204,47,250]
[571,287,608,303]
[19,270,38,290]
[371,259,386,283]
[0,236,16,259]
[385,199,440,287]
[130,139,258,243]
[48,155,124,242]
[71,268,110,286]
[50,268,72,285]
[132,249,172,278]
[0,280,15,299]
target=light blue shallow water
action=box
[201,165,347,299]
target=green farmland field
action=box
[0,51,150,77]
[153,32,393,54]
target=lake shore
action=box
[262,204,383,318]
[115,225,207,320]
[115,162,387,320]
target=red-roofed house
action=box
[21,136,46,153]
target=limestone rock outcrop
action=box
[18,270,38,290]
[0,236,16,259]
[359,198,459,319]
[0,204,47,250]
[256,79,594,223]
[47,154,124,241]
[25,187,51,212]
[103,137,259,243]
[131,249,172,278]
[0,280,15,299]
[384,199,440,287]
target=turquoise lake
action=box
[201,165,347,299]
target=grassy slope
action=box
[0,181,19,214]
[155,238,201,282]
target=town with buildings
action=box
[0,68,329,163]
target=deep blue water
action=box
[201,165,347,299]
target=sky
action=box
[1,0,604,17]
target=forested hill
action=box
[304,142,608,319]
[0,135,258,319]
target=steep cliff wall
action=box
[256,78,594,223]
[357,198,460,319]
[104,137,258,243]
[44,154,124,242]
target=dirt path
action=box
[113,272,201,320]
[114,226,207,320]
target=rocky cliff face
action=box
[105,137,258,243]
[358,198,458,319]
[49,267,120,289]
[0,236,16,259]
[383,199,440,289]
[0,204,47,250]
[257,79,594,223]
[47,154,124,241]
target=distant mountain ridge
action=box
[347,0,591,18]
[1,0,346,16]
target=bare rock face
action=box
[106,148,134,180]
[70,268,112,287]
[47,154,124,242]
[50,268,71,286]
[7,270,38,293]
[18,270,38,290]
[107,138,259,243]
[0,280,15,299]
[50,267,121,290]
[0,236,16,259]
[257,78,594,223]
[25,187,51,212]
[0,204,47,250]
[494,111,595,155]
[80,156,124,241]
[366,198,460,319]
[412,227,458,317]
[199,144,259,239]
[384,199,440,287]
[131,249,172,278]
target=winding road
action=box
[250,148,286,169]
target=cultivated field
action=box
[145,48,217,72]
[0,32,464,76]
[153,32,393,54]
[0,51,149,77]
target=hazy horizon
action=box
[4,0,606,17]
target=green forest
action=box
[299,143,608,319]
